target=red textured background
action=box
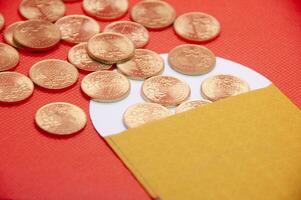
[0,0,300,199]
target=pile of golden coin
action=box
[0,0,251,135]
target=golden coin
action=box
[142,75,191,106]
[68,43,112,72]
[0,72,34,103]
[19,0,66,22]
[0,43,20,71]
[174,12,221,42]
[81,71,130,102]
[0,13,5,31]
[13,20,61,51]
[168,44,216,75]
[83,0,128,21]
[35,102,87,135]
[55,15,100,44]
[87,32,135,64]
[176,99,210,113]
[117,49,164,80]
[29,59,79,90]
[123,102,172,129]
[104,21,149,48]
[3,21,24,48]
[201,74,250,101]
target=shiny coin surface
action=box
[117,49,164,80]
[174,12,220,42]
[35,102,87,135]
[29,59,78,89]
[123,102,172,129]
[83,0,128,21]
[13,20,61,51]
[4,21,24,48]
[176,99,210,113]
[104,21,149,48]
[19,0,66,22]
[201,74,250,101]
[68,43,112,72]
[55,15,100,44]
[87,32,135,64]
[81,71,130,102]
[0,43,20,71]
[0,72,34,102]
[0,13,5,31]
[168,44,216,75]
[142,75,190,106]
[131,0,176,29]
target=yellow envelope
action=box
[106,85,301,200]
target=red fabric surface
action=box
[0,0,300,199]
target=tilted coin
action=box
[168,44,216,75]
[81,71,130,102]
[35,102,87,135]
[83,0,128,21]
[131,0,176,29]
[201,74,250,101]
[117,49,164,80]
[68,43,112,72]
[19,0,66,22]
[4,21,24,48]
[0,72,34,103]
[176,99,210,113]
[13,20,61,51]
[104,21,149,48]
[0,43,20,71]
[0,13,5,31]
[55,15,100,44]
[174,12,221,42]
[29,59,79,89]
[142,75,191,106]
[87,32,135,64]
[123,102,172,129]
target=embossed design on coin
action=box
[87,32,135,64]
[4,21,24,48]
[68,43,112,72]
[29,59,79,89]
[104,21,149,48]
[176,99,210,113]
[174,12,220,42]
[201,74,250,101]
[123,102,172,128]
[142,75,190,106]
[0,43,20,71]
[0,13,5,31]
[55,15,100,44]
[0,72,34,102]
[168,44,216,75]
[35,102,87,135]
[81,71,130,102]
[19,0,66,22]
[83,0,128,20]
[131,0,176,29]
[117,49,164,80]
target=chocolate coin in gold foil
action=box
[0,43,20,71]
[68,43,112,72]
[0,13,5,31]
[131,0,176,29]
[201,74,250,101]
[83,0,128,21]
[117,49,164,80]
[4,21,24,48]
[13,20,61,51]
[168,44,216,75]
[174,12,221,42]
[142,75,190,106]
[29,59,79,90]
[0,72,34,103]
[123,102,172,129]
[87,32,135,64]
[104,21,149,48]
[81,71,130,102]
[55,15,100,44]
[19,0,66,22]
[35,102,87,135]
[176,99,210,113]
